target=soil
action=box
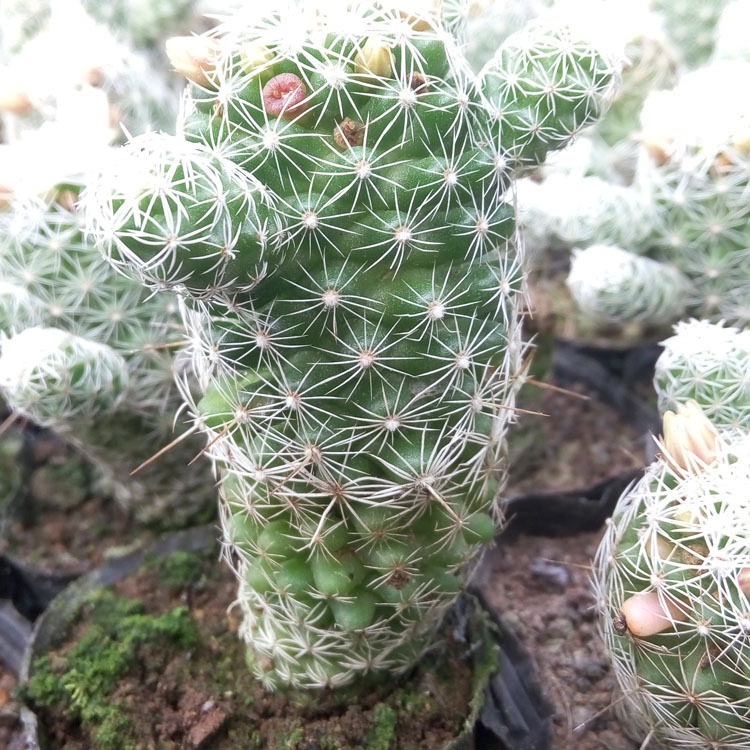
[479,533,640,750]
[471,354,653,750]
[1,493,151,577]
[0,664,25,750]
[0,424,216,576]
[22,545,482,750]
[506,378,649,497]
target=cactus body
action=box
[517,175,656,256]
[86,2,619,690]
[638,61,750,325]
[651,0,728,67]
[566,244,690,327]
[654,319,750,433]
[595,423,750,747]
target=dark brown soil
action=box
[24,545,479,750]
[507,378,648,496]
[474,363,651,749]
[479,533,639,750]
[0,428,151,576]
[0,493,150,577]
[0,665,25,750]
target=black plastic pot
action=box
[18,525,552,750]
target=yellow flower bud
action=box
[739,568,750,597]
[0,184,12,209]
[732,129,750,154]
[165,36,221,89]
[661,400,719,475]
[354,38,395,79]
[239,42,273,76]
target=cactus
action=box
[479,15,619,171]
[85,2,619,690]
[0,177,213,525]
[654,319,750,433]
[517,174,656,257]
[637,61,750,324]
[445,0,552,73]
[651,0,728,67]
[594,404,750,747]
[566,244,690,328]
[0,0,180,141]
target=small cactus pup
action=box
[594,403,750,747]
[566,244,691,331]
[478,12,621,172]
[85,2,620,691]
[654,318,750,433]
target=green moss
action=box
[366,703,397,750]
[281,723,305,749]
[25,588,199,750]
[146,548,207,589]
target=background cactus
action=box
[650,0,728,67]
[566,244,690,328]
[594,407,750,747]
[654,319,750,433]
[0,170,214,525]
[0,0,182,142]
[636,61,750,325]
[84,1,620,690]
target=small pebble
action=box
[530,558,571,589]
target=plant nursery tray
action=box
[17,526,553,750]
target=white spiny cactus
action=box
[637,61,750,324]
[517,174,656,256]
[654,319,750,433]
[84,2,621,690]
[0,327,127,425]
[566,244,690,327]
[595,406,750,747]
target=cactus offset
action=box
[566,244,690,328]
[594,405,750,747]
[85,2,619,690]
[654,319,750,433]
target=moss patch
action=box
[24,589,198,750]
[23,543,491,749]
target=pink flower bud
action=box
[617,591,687,637]
[262,74,308,120]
